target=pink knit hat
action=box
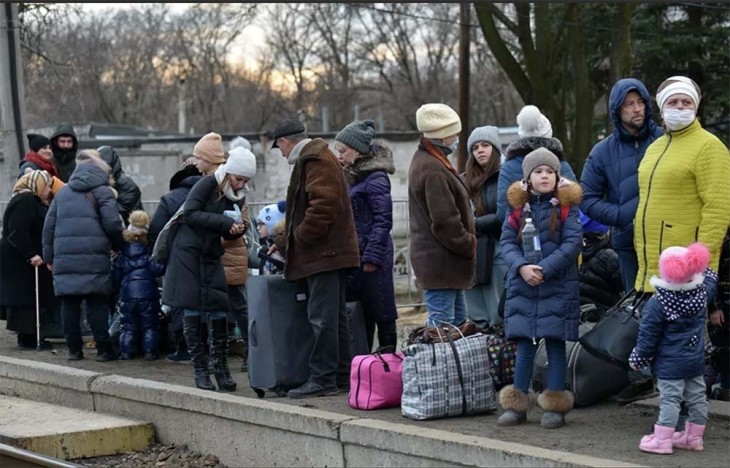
[657,242,710,285]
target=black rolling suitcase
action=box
[247,275,313,398]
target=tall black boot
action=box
[376,321,398,350]
[208,316,237,392]
[183,314,215,391]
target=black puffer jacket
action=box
[148,166,203,250]
[161,175,241,312]
[97,146,143,225]
[50,124,78,183]
[579,232,623,317]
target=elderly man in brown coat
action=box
[408,103,477,327]
[269,118,360,399]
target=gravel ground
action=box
[73,443,224,468]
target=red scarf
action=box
[22,151,59,178]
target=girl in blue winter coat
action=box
[497,148,583,430]
[112,210,166,360]
[629,242,717,455]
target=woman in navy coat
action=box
[334,119,398,351]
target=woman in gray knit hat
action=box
[463,126,506,329]
[334,119,398,351]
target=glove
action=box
[223,204,242,223]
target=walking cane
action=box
[35,265,41,351]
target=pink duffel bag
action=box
[348,350,405,410]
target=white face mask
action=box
[448,137,460,152]
[662,108,695,131]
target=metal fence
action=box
[2,198,424,309]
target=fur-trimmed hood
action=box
[506,178,583,209]
[345,144,395,185]
[504,136,566,161]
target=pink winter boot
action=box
[639,424,674,454]
[672,422,705,451]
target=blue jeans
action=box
[424,289,467,327]
[513,339,566,393]
[657,376,708,427]
[183,309,226,320]
[617,249,638,294]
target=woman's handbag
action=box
[579,290,650,370]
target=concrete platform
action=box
[0,396,154,460]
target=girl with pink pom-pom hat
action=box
[628,242,718,455]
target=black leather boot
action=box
[377,321,398,350]
[183,314,215,391]
[209,316,237,392]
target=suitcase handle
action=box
[250,319,257,347]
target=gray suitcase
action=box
[532,321,629,406]
[247,275,313,398]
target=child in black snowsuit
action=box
[578,211,622,320]
[112,210,166,360]
[707,229,729,400]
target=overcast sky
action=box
[71,3,265,69]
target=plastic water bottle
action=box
[522,217,542,264]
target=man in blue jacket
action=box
[580,78,664,404]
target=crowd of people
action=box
[0,74,728,454]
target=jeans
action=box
[306,269,349,386]
[465,246,506,328]
[424,289,467,327]
[183,309,226,320]
[61,294,112,353]
[657,375,708,427]
[616,249,638,294]
[513,338,567,393]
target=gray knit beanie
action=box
[467,126,502,156]
[335,119,376,154]
[522,147,560,179]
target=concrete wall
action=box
[0,356,638,468]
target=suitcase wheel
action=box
[253,388,265,398]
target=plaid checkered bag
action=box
[401,332,497,420]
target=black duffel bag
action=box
[579,290,650,370]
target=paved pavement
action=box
[0,325,728,467]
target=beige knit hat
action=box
[193,132,226,165]
[416,103,462,139]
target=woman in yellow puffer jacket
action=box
[634,76,730,292]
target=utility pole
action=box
[456,2,470,174]
[0,3,26,201]
[177,78,187,135]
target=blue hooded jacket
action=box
[580,78,664,251]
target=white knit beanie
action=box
[516,105,553,138]
[229,136,252,152]
[656,76,701,110]
[416,103,462,139]
[224,147,257,179]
